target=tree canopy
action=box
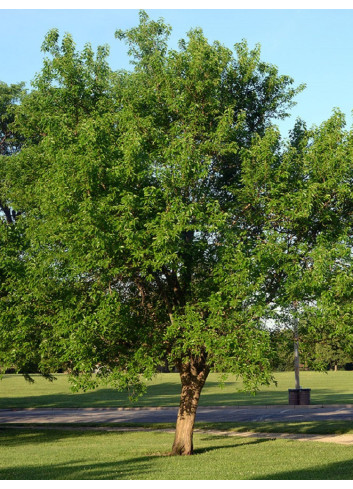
[1,11,353,455]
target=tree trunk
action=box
[171,360,209,456]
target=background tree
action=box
[269,328,294,371]
[304,340,352,371]
[241,111,353,387]
[269,327,352,372]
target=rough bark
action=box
[171,359,210,456]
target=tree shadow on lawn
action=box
[0,432,271,480]
[199,388,353,406]
[1,382,352,409]
[254,459,353,480]
[2,430,353,480]
[193,437,271,455]
[0,378,286,407]
[4,454,353,480]
[0,428,160,479]
[0,384,181,409]
[0,427,108,447]
[0,427,270,448]
[0,457,155,480]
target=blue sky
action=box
[2,8,353,137]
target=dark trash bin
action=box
[288,388,311,405]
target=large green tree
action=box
[5,12,351,455]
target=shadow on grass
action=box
[1,381,352,409]
[2,419,353,436]
[200,388,353,406]
[0,457,155,480]
[0,427,107,447]
[254,459,353,480]
[2,429,353,480]
[0,428,160,479]
[0,430,271,480]
[0,384,181,409]
[3,454,353,480]
[193,437,271,455]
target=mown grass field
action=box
[1,372,353,480]
[1,428,353,480]
[3,421,353,435]
[1,371,352,408]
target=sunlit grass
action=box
[1,428,353,479]
[1,371,352,408]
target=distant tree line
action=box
[269,329,352,372]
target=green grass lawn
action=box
[1,371,353,408]
[2,372,353,480]
[3,420,353,435]
[1,428,353,479]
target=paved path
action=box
[2,406,353,446]
[1,405,353,424]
